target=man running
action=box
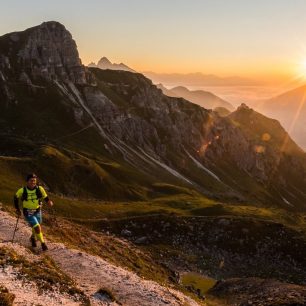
[14,173,53,251]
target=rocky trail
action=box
[0,208,200,306]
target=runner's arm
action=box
[14,188,23,214]
[39,186,53,206]
[13,195,19,210]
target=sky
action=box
[2,0,306,82]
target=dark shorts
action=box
[23,208,42,227]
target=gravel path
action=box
[0,208,200,306]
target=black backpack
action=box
[21,186,43,202]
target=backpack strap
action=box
[36,186,43,199]
[21,186,43,202]
[21,187,27,201]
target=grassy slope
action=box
[1,132,304,291]
[2,144,304,231]
[1,156,305,235]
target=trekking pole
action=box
[48,204,56,225]
[46,204,57,227]
[46,203,65,241]
[11,215,20,243]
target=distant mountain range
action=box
[157,84,234,111]
[254,85,306,150]
[144,71,264,87]
[88,57,135,72]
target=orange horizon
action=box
[82,54,299,85]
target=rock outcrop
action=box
[208,277,306,306]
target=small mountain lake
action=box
[180,272,217,295]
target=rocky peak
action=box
[0,21,88,84]
[229,103,303,154]
[97,56,112,66]
[237,103,250,110]
[88,62,97,68]
[231,103,254,118]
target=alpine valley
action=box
[0,22,305,305]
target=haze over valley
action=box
[91,56,306,150]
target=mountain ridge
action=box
[89,56,135,72]
[167,85,234,111]
[255,84,306,150]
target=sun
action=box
[298,58,306,79]
[301,59,306,74]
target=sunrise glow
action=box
[1,0,306,85]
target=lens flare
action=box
[262,133,271,142]
[254,145,265,154]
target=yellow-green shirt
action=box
[15,186,47,209]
